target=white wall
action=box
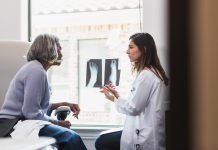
[143,0,169,72]
[143,0,168,49]
[0,0,28,40]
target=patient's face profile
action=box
[52,42,63,66]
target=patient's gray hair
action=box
[27,33,59,63]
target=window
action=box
[31,0,143,126]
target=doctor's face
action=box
[126,40,141,62]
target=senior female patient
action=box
[0,33,87,150]
[95,33,169,150]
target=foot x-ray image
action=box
[86,59,120,87]
[86,59,102,87]
[104,59,120,86]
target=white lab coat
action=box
[115,70,169,150]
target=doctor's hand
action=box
[100,83,119,102]
[105,83,119,99]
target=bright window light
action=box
[31,0,143,126]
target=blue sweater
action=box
[0,60,53,121]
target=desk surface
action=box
[0,137,55,150]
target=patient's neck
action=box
[40,61,51,71]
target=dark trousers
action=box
[39,124,87,150]
[95,130,122,150]
[0,118,21,137]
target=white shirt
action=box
[115,70,169,150]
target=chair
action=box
[0,41,30,108]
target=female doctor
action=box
[95,33,169,150]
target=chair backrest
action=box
[0,41,31,108]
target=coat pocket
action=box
[133,127,153,150]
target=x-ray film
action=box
[86,59,102,87]
[104,59,120,86]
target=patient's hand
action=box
[109,60,117,85]
[57,120,71,128]
[68,103,80,119]
[87,62,98,87]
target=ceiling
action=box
[32,0,142,14]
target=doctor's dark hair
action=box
[27,33,59,63]
[129,33,168,86]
